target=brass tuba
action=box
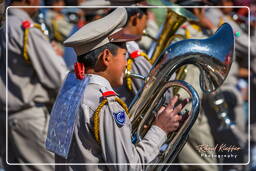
[127,23,234,169]
[147,0,198,64]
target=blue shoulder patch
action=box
[113,111,126,127]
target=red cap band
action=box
[74,62,85,80]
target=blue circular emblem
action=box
[113,111,126,126]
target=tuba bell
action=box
[127,23,234,169]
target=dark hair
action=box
[126,8,147,19]
[63,0,78,6]
[107,8,147,26]
[9,0,23,3]
[44,0,63,6]
[77,42,126,68]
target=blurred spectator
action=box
[64,0,85,6]
[146,0,167,26]
[80,0,146,6]
[114,8,152,105]
[0,1,67,170]
[44,0,74,57]
[206,0,250,78]
[0,3,5,169]
[250,2,256,170]
[63,8,109,70]
[205,0,250,139]
[204,1,251,170]
[0,1,4,26]
[138,9,159,52]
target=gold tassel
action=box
[114,97,130,118]
[126,51,150,92]
[23,28,30,62]
[93,98,108,144]
[185,27,191,39]
[22,23,44,63]
[52,19,64,42]
[126,58,133,92]
[218,16,224,27]
[139,51,150,62]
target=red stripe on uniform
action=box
[130,50,140,59]
[102,91,116,97]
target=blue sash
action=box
[45,72,90,158]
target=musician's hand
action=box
[193,8,217,31]
[153,95,189,134]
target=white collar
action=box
[87,74,117,94]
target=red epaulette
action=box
[181,24,188,29]
[22,20,32,29]
[129,50,141,59]
[102,91,116,98]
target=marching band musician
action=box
[250,4,256,168]
[115,8,152,105]
[47,8,189,171]
[44,0,74,57]
[0,0,68,170]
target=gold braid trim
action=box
[191,24,202,33]
[23,28,30,62]
[114,97,130,118]
[52,19,64,42]
[93,98,108,144]
[185,24,202,39]
[218,16,224,27]
[93,97,130,144]
[185,27,191,39]
[139,51,150,62]
[23,23,44,63]
[126,51,150,92]
[126,58,133,92]
[33,23,44,32]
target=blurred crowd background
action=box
[0,0,255,171]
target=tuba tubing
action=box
[128,23,234,167]
[147,0,198,64]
